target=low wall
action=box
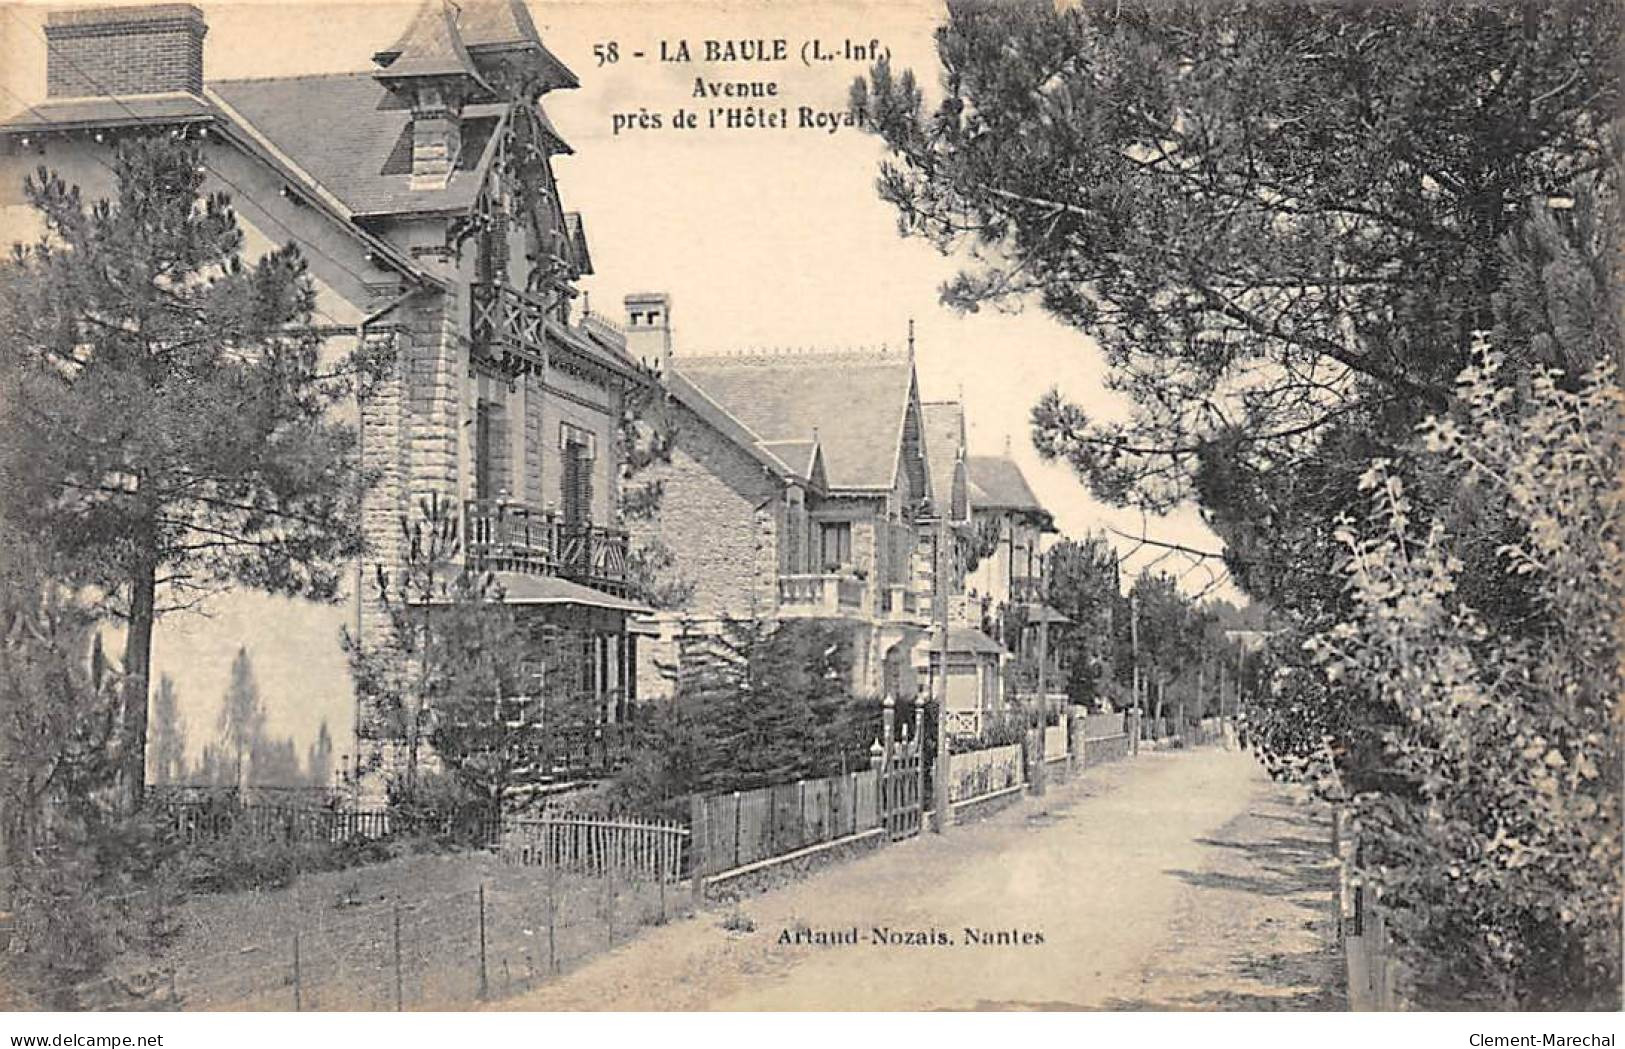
[1043,723,1069,761]
[1079,733,1131,768]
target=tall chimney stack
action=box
[624,292,672,374]
[45,5,207,99]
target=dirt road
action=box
[498,747,1345,1011]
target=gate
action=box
[877,697,924,840]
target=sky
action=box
[0,0,1237,767]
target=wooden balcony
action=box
[464,499,628,593]
[777,572,867,618]
[471,281,555,373]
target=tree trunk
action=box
[120,558,157,813]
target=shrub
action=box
[1311,352,1622,1008]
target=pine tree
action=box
[306,721,334,792]
[0,137,371,810]
[247,735,302,788]
[217,647,265,790]
[0,534,177,1007]
[146,674,186,786]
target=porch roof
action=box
[924,627,1006,656]
[492,573,652,614]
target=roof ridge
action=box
[207,71,374,85]
[678,345,904,368]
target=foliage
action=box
[1043,532,1120,702]
[306,721,334,793]
[349,496,597,819]
[948,707,1027,754]
[1309,351,1623,1008]
[216,647,265,790]
[169,796,398,896]
[614,619,878,812]
[146,675,186,787]
[0,136,374,807]
[346,495,463,796]
[416,570,549,822]
[0,539,182,1008]
[856,0,1618,558]
[622,538,696,611]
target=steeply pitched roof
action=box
[921,401,967,520]
[563,212,592,275]
[664,372,821,489]
[374,0,577,93]
[206,74,504,216]
[966,455,1044,512]
[758,439,829,487]
[672,350,916,491]
[372,0,481,81]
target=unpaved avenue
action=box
[498,747,1345,1011]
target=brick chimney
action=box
[45,5,207,99]
[408,84,463,191]
[624,292,672,374]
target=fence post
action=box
[913,695,926,831]
[605,859,617,948]
[291,931,302,1012]
[547,859,559,976]
[477,882,489,1001]
[689,794,706,909]
[732,791,742,869]
[392,901,403,1011]
[657,835,668,924]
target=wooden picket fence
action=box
[157,800,425,846]
[881,741,923,839]
[151,799,690,883]
[500,813,689,882]
[691,768,884,877]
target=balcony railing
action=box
[879,584,926,624]
[464,499,628,593]
[471,282,555,364]
[777,573,867,618]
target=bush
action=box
[1311,352,1622,1008]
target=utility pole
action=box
[1129,591,1141,715]
[1032,600,1048,796]
[933,507,950,834]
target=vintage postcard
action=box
[0,0,1618,1026]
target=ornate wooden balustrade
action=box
[464,499,628,592]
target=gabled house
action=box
[962,452,1062,695]
[622,300,948,701]
[0,0,652,799]
[917,401,1004,735]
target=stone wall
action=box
[354,289,464,795]
[626,399,780,618]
